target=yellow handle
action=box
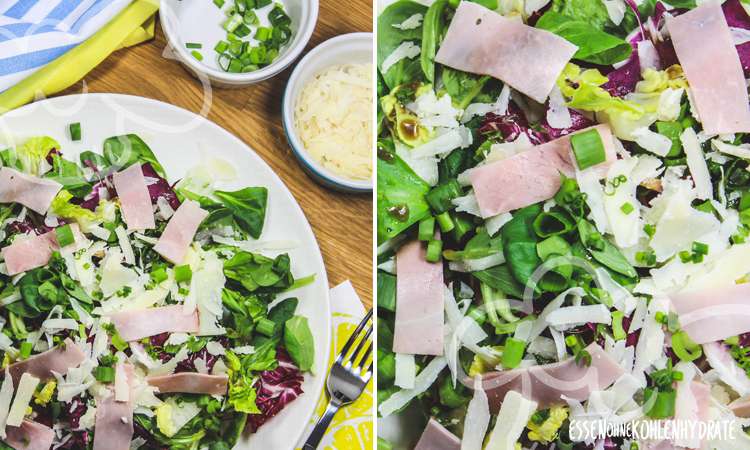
[0,0,159,114]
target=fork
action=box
[302,309,373,449]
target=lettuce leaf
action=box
[557,64,644,116]
[537,12,632,65]
[1,136,59,176]
[50,190,108,231]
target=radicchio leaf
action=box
[478,103,547,144]
[141,163,181,210]
[541,108,595,139]
[723,0,750,76]
[247,349,304,432]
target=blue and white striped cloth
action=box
[0,0,130,92]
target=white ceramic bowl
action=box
[160,0,319,86]
[282,32,374,193]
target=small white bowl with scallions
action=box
[160,0,318,86]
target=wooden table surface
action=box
[61,1,374,308]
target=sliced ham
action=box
[670,283,750,344]
[3,420,54,450]
[153,200,208,264]
[112,164,155,231]
[480,343,624,411]
[470,125,616,217]
[393,240,444,356]
[414,418,460,450]
[666,2,750,134]
[93,364,135,450]
[435,1,577,103]
[674,376,711,448]
[0,168,61,215]
[2,224,84,275]
[7,338,85,384]
[109,305,200,341]
[147,373,228,395]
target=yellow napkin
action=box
[0,0,159,114]
[297,281,374,450]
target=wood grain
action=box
[60,1,374,308]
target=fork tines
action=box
[336,309,373,378]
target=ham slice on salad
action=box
[0,167,61,215]
[435,1,577,103]
[480,343,624,411]
[93,364,135,450]
[393,240,444,356]
[7,338,85,384]
[470,125,616,217]
[147,373,229,395]
[153,200,208,264]
[112,163,155,231]
[109,305,200,341]
[2,224,84,276]
[414,418,461,450]
[666,1,750,134]
[670,283,750,344]
[4,420,55,450]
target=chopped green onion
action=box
[643,224,656,238]
[692,241,709,255]
[190,50,203,61]
[174,265,193,283]
[611,311,626,341]
[501,337,526,369]
[234,24,251,38]
[19,342,33,359]
[213,0,225,7]
[536,235,570,261]
[671,330,702,362]
[223,13,243,32]
[55,225,75,248]
[256,318,276,337]
[679,250,692,263]
[620,202,635,215]
[692,253,704,263]
[418,217,435,242]
[644,388,676,419]
[570,129,606,170]
[150,266,168,284]
[214,40,229,53]
[68,122,81,141]
[244,10,259,25]
[185,42,202,49]
[255,26,272,41]
[425,240,442,263]
[435,211,455,233]
[654,311,667,324]
[94,366,115,383]
[425,180,462,214]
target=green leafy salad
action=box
[0,130,315,450]
[378,0,750,448]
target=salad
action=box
[0,131,315,449]
[377,0,750,449]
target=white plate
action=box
[0,94,331,450]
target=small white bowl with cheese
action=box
[282,32,373,193]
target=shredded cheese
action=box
[294,63,373,180]
[6,373,39,427]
